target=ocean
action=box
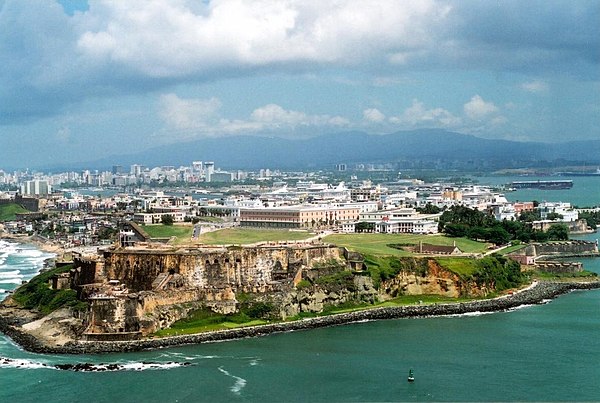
[1,177,599,402]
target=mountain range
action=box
[51,129,600,171]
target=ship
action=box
[556,168,600,177]
[510,180,573,190]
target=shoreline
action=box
[0,232,64,255]
[1,279,599,355]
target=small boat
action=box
[407,369,415,382]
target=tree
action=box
[161,214,174,226]
[487,226,510,245]
[416,203,441,214]
[546,212,564,221]
[546,224,569,241]
[355,221,375,233]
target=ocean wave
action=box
[0,356,192,372]
[218,367,247,395]
[0,270,22,278]
[0,357,55,370]
[17,249,45,258]
[443,311,496,318]
[0,279,23,285]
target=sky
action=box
[0,0,599,169]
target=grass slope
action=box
[323,233,488,256]
[197,228,315,245]
[141,224,193,244]
[0,203,29,221]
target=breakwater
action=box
[2,280,599,354]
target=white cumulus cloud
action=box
[159,96,349,138]
[363,108,386,123]
[463,95,499,120]
[389,99,461,128]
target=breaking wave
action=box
[0,356,192,372]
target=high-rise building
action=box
[21,180,51,197]
[204,161,215,182]
[130,164,143,177]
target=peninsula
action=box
[1,233,598,354]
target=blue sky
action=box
[0,0,598,168]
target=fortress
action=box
[43,239,599,342]
[67,242,354,339]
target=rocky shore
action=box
[1,279,599,354]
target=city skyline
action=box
[1,1,598,167]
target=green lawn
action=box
[323,233,488,256]
[197,228,316,245]
[498,243,528,255]
[434,257,480,277]
[0,203,29,221]
[141,224,193,243]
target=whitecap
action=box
[218,367,247,395]
[0,278,23,284]
[0,356,56,371]
[0,270,22,278]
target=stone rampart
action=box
[100,244,344,293]
[530,240,598,256]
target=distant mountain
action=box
[47,129,600,171]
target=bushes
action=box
[471,255,525,291]
[11,264,85,314]
[314,270,356,292]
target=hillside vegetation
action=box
[11,264,87,314]
[0,203,28,221]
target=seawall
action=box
[2,280,598,354]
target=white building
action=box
[21,180,51,196]
[539,202,579,222]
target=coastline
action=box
[0,232,64,255]
[1,279,599,355]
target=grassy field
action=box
[323,233,488,256]
[0,203,29,222]
[141,224,193,243]
[154,293,477,337]
[197,228,316,245]
[498,243,528,255]
[153,308,268,336]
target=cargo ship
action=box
[556,168,600,177]
[510,180,573,190]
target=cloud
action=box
[363,108,386,123]
[463,95,498,120]
[521,80,549,93]
[158,96,349,139]
[389,99,461,128]
[159,94,221,130]
[0,0,598,134]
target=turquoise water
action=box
[476,175,600,207]
[2,182,600,402]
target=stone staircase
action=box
[151,273,172,290]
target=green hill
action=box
[0,203,28,221]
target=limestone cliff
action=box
[11,244,503,342]
[379,258,492,299]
